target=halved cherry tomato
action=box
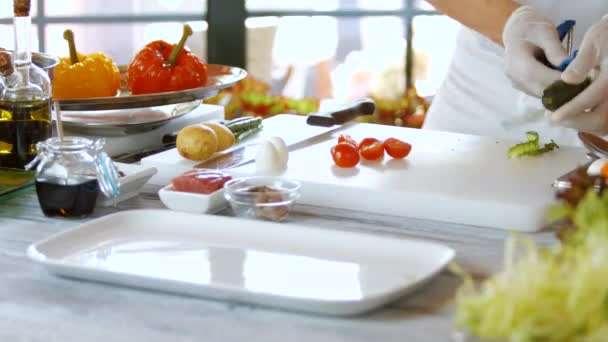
[383,138,412,159]
[358,137,380,151]
[331,142,360,168]
[360,141,384,161]
[338,134,357,149]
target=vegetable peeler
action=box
[549,20,577,71]
[540,19,591,111]
[539,20,576,71]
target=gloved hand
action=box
[502,6,569,97]
[549,16,608,133]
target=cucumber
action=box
[542,79,591,111]
[220,116,263,142]
[222,117,253,127]
[225,117,262,133]
[235,126,262,142]
[226,116,261,129]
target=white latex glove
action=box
[502,6,569,97]
[549,16,608,133]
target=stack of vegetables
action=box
[454,169,608,341]
[205,77,430,129]
[204,76,319,119]
[52,24,430,130]
[365,87,430,128]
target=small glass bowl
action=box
[223,177,301,222]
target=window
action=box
[0,0,207,65]
[0,0,460,99]
[244,0,460,99]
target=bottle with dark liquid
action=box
[25,137,120,218]
[0,0,52,169]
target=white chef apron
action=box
[423,1,608,147]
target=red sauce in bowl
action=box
[171,170,232,195]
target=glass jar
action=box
[25,136,120,218]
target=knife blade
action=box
[194,98,376,170]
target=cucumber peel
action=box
[508,131,559,158]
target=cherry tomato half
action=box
[338,134,358,148]
[383,138,412,159]
[331,142,360,168]
[359,141,385,161]
[358,137,380,151]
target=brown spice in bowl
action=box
[244,185,290,221]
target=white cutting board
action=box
[143,114,589,231]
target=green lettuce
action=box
[454,190,608,341]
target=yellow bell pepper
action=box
[52,30,121,100]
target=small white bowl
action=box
[158,184,228,214]
[97,162,158,207]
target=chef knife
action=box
[193,98,376,170]
[306,97,376,127]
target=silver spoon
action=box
[578,131,608,159]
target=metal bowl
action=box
[32,51,60,72]
[56,64,247,111]
[0,48,60,77]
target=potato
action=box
[202,122,235,152]
[176,124,218,161]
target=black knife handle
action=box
[306,98,376,127]
[162,131,178,147]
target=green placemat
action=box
[0,168,35,197]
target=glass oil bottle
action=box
[0,0,52,169]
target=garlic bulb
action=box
[255,137,288,174]
[268,137,288,166]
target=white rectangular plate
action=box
[28,209,454,316]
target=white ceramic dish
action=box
[27,209,455,316]
[96,163,157,207]
[158,184,227,214]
